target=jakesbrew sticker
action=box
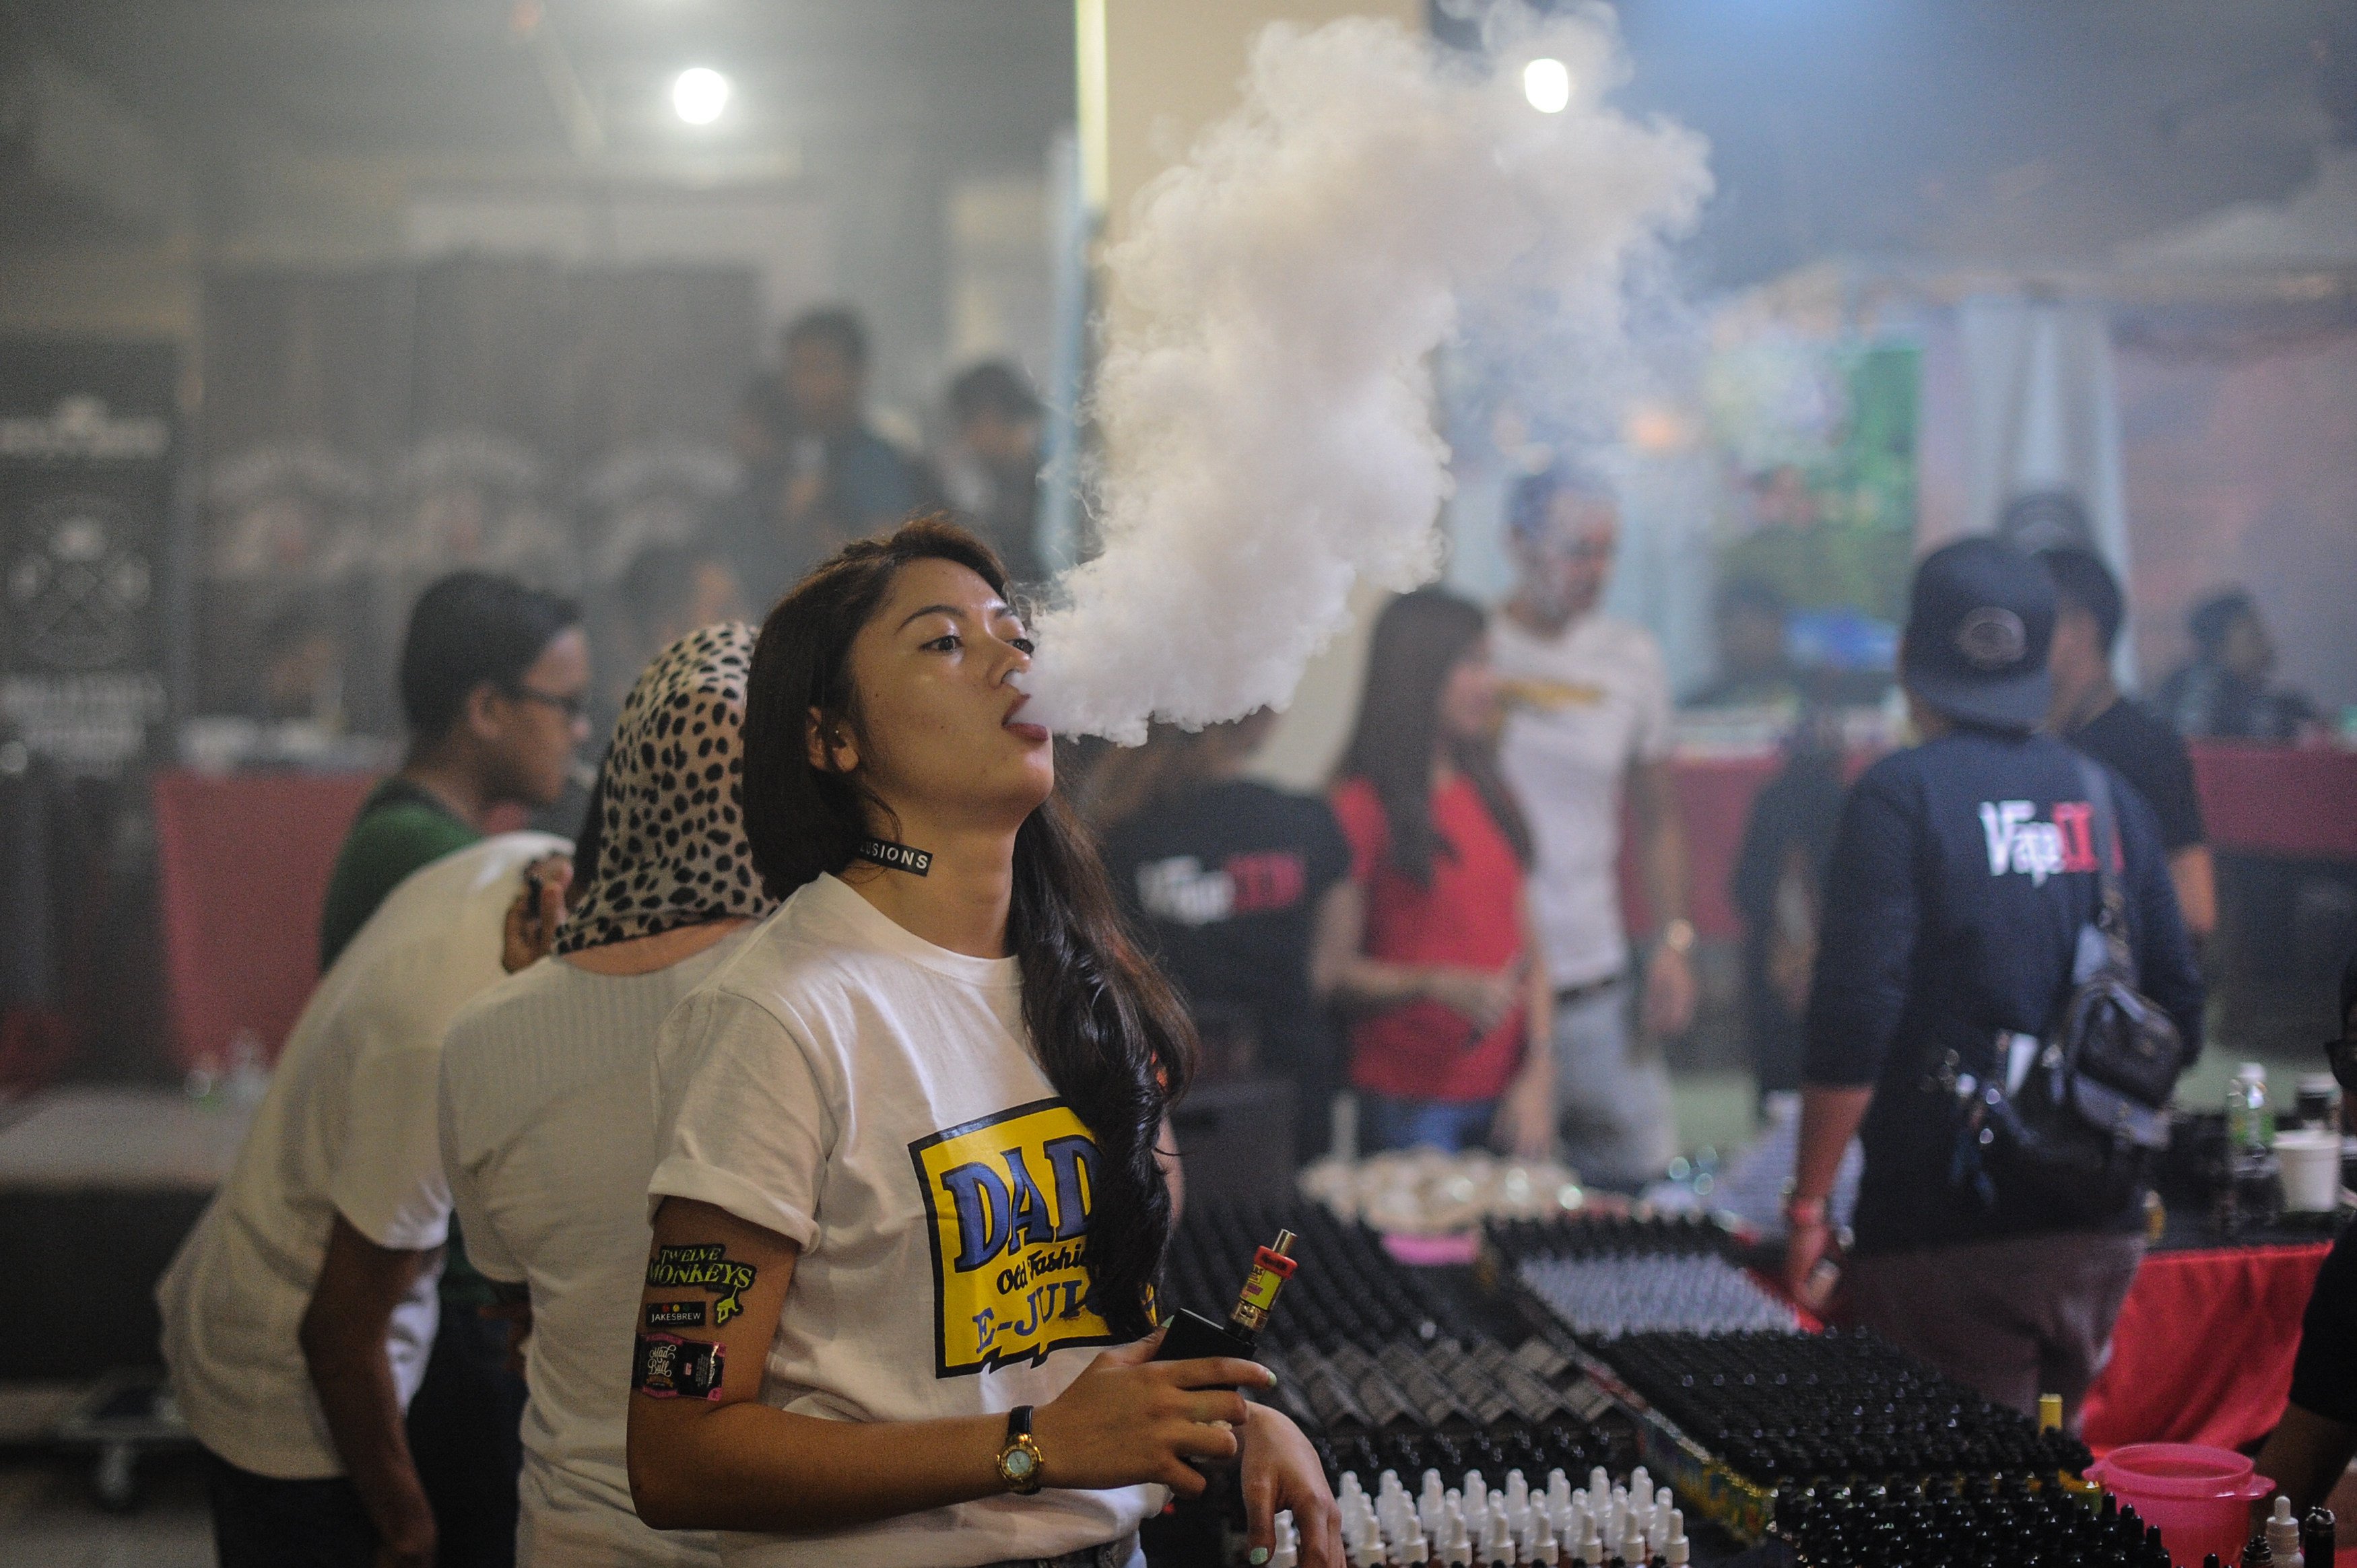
[908,1098,1117,1377]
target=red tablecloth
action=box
[152,770,378,1072]
[1617,743,2357,944]
[2189,743,2357,861]
[2084,1241,2331,1454]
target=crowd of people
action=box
[145,302,2337,1567]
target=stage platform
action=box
[0,1087,253,1383]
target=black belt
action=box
[1555,971,1627,1008]
[976,1536,1137,1568]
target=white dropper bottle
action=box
[2269,1495,2306,1568]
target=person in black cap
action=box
[1781,537,2203,1427]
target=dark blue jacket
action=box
[1803,726,2204,1254]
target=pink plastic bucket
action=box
[2086,1443,2274,1568]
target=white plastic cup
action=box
[2276,1129,2342,1213]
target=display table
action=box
[2084,1239,2333,1454]
[2189,743,2357,862]
[0,1087,255,1379]
[1617,741,2357,943]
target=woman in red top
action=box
[1317,588,1554,1157]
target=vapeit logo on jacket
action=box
[1977,800,2105,886]
[1135,850,1309,926]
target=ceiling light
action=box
[671,67,731,126]
[1523,57,1572,114]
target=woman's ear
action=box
[805,706,858,774]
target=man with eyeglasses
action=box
[318,571,590,968]
[302,568,586,1567]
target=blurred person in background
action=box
[1729,708,1847,1118]
[937,360,1047,585]
[1326,588,1554,1158]
[160,832,567,1568]
[249,605,349,728]
[1686,577,1801,711]
[2157,587,2319,743]
[2251,951,2357,1516]
[2040,547,2216,943]
[1492,465,1695,1189]
[319,571,588,969]
[1783,539,2202,1426]
[314,570,589,1568]
[712,308,933,603]
[440,625,773,1568]
[601,543,746,730]
[1086,710,1354,1164]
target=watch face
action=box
[1004,1447,1037,1481]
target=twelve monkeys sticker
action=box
[644,1245,758,1325]
[909,1098,1117,1376]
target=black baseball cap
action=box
[1900,537,2055,731]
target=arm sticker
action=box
[632,1332,725,1400]
[644,1243,758,1325]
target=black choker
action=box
[854,837,932,877]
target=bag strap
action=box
[2072,755,2134,966]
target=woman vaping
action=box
[627,518,1339,1567]
[1319,588,1555,1157]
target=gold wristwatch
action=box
[996,1404,1044,1495]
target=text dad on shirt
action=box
[910,1097,1121,1377]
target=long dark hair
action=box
[741,516,1193,1339]
[1335,587,1532,884]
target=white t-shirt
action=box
[1492,610,1673,989]
[649,873,1156,1567]
[157,831,566,1479]
[438,932,750,1568]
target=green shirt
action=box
[317,774,500,1308]
[317,777,483,971]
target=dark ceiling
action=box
[5,0,1075,220]
[5,0,2352,288]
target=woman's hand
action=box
[1030,1329,1272,1496]
[1239,1404,1341,1567]
[1421,964,1521,1033]
[502,854,572,972]
[1492,1070,1555,1161]
[1640,943,1697,1038]
[1781,1218,1839,1311]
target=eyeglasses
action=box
[504,684,590,722]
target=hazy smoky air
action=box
[1019,5,1711,744]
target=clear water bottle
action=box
[2228,1063,2275,1153]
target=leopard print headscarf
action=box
[554,622,774,953]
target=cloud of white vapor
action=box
[1019,6,1711,743]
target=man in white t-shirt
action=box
[1491,465,1697,1188]
[158,831,565,1568]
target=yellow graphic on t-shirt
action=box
[910,1098,1118,1377]
[1500,675,1607,712]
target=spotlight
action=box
[671,67,731,126]
[1523,57,1572,114]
